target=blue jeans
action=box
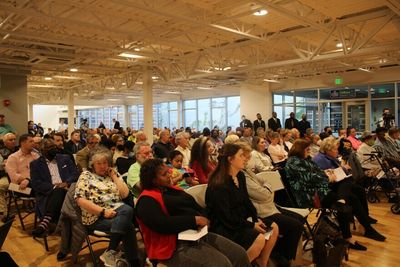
[88,204,138,261]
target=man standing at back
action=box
[240,115,252,129]
[298,114,311,137]
[267,112,282,131]
[284,112,299,130]
[253,113,266,132]
[5,134,39,196]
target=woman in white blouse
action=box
[267,132,288,166]
[247,136,275,173]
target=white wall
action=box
[33,105,64,131]
[0,73,28,136]
[240,82,272,122]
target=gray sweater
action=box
[243,168,280,218]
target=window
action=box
[371,83,395,98]
[198,99,211,130]
[227,96,240,128]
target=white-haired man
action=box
[175,132,191,167]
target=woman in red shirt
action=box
[190,137,216,184]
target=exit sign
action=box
[335,77,343,85]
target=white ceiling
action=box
[1,0,399,105]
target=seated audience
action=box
[75,134,100,172]
[387,127,400,153]
[136,158,251,267]
[285,139,385,252]
[127,142,153,197]
[190,137,216,184]
[309,134,320,158]
[290,128,300,141]
[373,127,400,169]
[167,150,199,189]
[175,132,191,167]
[64,130,85,155]
[281,130,292,152]
[206,143,278,267]
[312,137,385,241]
[152,130,174,160]
[224,134,240,144]
[267,132,287,167]
[240,127,253,145]
[347,127,362,150]
[6,134,39,197]
[0,133,17,215]
[30,139,79,237]
[248,136,274,173]
[239,141,304,264]
[115,141,135,175]
[75,146,140,267]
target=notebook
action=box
[178,225,208,241]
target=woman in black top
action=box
[136,158,251,267]
[206,143,278,267]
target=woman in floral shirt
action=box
[75,146,139,267]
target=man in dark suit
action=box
[298,114,311,137]
[267,112,282,131]
[253,113,266,132]
[30,138,79,237]
[113,118,120,130]
[284,112,299,130]
[240,115,253,129]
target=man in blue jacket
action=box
[30,138,79,237]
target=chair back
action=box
[256,171,283,192]
[185,184,207,208]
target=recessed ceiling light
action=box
[151,76,159,80]
[70,68,78,72]
[134,48,141,51]
[107,98,119,101]
[105,86,115,90]
[253,9,268,16]
[135,81,143,85]
[122,82,126,86]
[44,77,52,80]
[164,91,182,94]
[197,86,214,90]
[127,96,140,99]
[119,52,145,59]
[336,43,343,48]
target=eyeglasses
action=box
[88,142,99,145]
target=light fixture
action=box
[213,67,231,71]
[263,79,280,83]
[105,86,115,90]
[118,52,145,59]
[135,81,143,85]
[253,9,268,16]
[107,98,119,101]
[70,68,78,72]
[53,75,82,80]
[127,96,140,99]
[164,91,182,94]
[134,48,141,51]
[44,77,52,80]
[358,67,372,73]
[29,84,63,88]
[151,76,159,80]
[336,43,343,48]
[197,86,214,90]
[122,82,126,86]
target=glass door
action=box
[344,101,369,132]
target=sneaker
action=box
[116,258,131,267]
[364,228,386,242]
[100,250,119,267]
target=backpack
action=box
[312,215,349,267]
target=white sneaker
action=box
[100,250,118,267]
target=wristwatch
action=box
[99,208,105,218]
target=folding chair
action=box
[256,171,314,249]
[81,230,111,267]
[185,184,207,208]
[6,189,36,231]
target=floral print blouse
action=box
[74,171,124,225]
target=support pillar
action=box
[28,102,33,121]
[143,69,153,144]
[123,105,130,129]
[67,90,75,137]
